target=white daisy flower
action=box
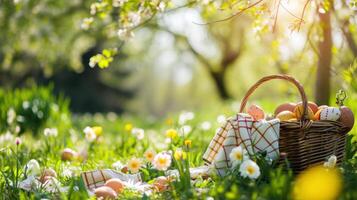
[178,111,195,125]
[200,121,212,131]
[239,159,261,179]
[44,128,58,137]
[127,157,142,173]
[216,115,226,124]
[112,161,124,171]
[323,155,337,168]
[83,126,96,142]
[229,146,248,168]
[132,128,145,140]
[153,152,172,171]
[179,125,192,136]
[25,159,41,176]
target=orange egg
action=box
[339,106,355,131]
[94,186,118,199]
[274,103,296,116]
[276,111,296,121]
[105,178,125,193]
[296,101,319,114]
[314,109,322,121]
[247,104,265,121]
[153,176,170,192]
[294,104,314,120]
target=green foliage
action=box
[89,48,118,69]
[0,86,71,136]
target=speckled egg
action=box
[94,186,118,199]
[105,178,125,193]
[339,106,355,131]
[276,111,296,121]
[274,103,296,116]
[247,104,265,121]
[294,104,314,120]
[320,107,341,121]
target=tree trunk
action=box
[211,70,230,100]
[315,10,332,105]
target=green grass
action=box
[1,95,357,199]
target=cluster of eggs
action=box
[274,102,355,130]
[94,176,170,199]
[246,102,354,131]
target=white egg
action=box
[320,107,341,121]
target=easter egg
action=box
[105,178,125,193]
[274,103,296,116]
[339,106,355,131]
[61,148,78,161]
[39,168,57,183]
[296,101,319,114]
[153,176,170,192]
[39,176,53,183]
[294,104,314,120]
[314,109,322,121]
[247,104,265,121]
[276,111,296,121]
[94,186,118,199]
[121,166,129,174]
[318,105,328,110]
[320,107,341,121]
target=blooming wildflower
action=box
[112,161,124,171]
[184,139,192,148]
[179,125,192,136]
[200,121,212,131]
[153,152,172,171]
[117,28,135,40]
[217,115,226,124]
[132,128,145,140]
[15,137,21,146]
[157,2,166,11]
[144,149,156,162]
[323,155,337,169]
[174,148,187,160]
[128,12,141,27]
[80,17,93,30]
[294,166,342,200]
[92,126,103,136]
[25,159,41,176]
[124,123,133,132]
[229,146,248,168]
[127,157,142,173]
[7,108,16,125]
[166,129,177,139]
[178,111,195,125]
[239,159,260,179]
[83,126,96,142]
[44,128,58,137]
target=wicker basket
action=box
[239,75,349,173]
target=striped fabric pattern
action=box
[203,113,280,176]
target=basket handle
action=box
[239,74,308,121]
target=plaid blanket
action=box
[203,113,280,176]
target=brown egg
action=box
[121,166,128,174]
[153,176,170,192]
[274,103,296,116]
[39,175,53,183]
[339,106,355,131]
[294,104,314,120]
[296,101,319,114]
[105,178,125,193]
[94,186,118,199]
[276,111,296,121]
[247,104,265,121]
[39,168,57,183]
[61,148,78,161]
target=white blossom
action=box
[200,121,212,131]
[132,128,145,140]
[25,159,41,177]
[216,115,226,124]
[239,159,260,179]
[179,111,195,125]
[83,126,96,142]
[44,128,58,137]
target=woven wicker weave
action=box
[239,75,349,173]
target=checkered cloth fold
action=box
[203,113,280,176]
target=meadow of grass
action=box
[1,91,357,199]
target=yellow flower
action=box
[127,157,142,173]
[124,123,133,132]
[92,126,103,136]
[165,129,177,139]
[293,166,342,200]
[144,149,156,162]
[184,139,192,148]
[174,148,187,160]
[165,118,173,126]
